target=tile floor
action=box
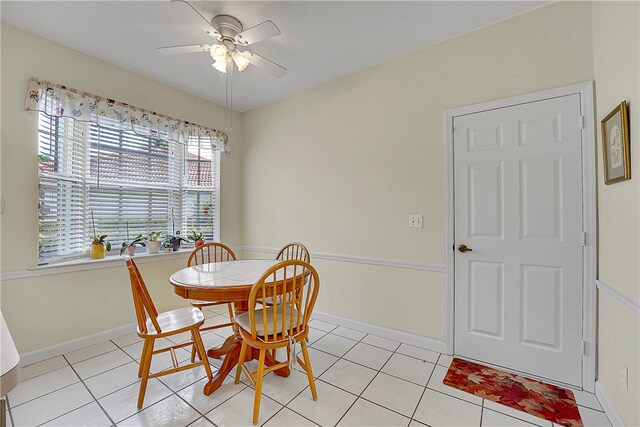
[5,306,612,427]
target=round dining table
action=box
[169,259,290,395]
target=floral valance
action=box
[25,78,229,152]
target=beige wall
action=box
[592,2,640,425]
[242,1,594,338]
[0,23,244,353]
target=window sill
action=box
[1,249,193,281]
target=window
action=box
[38,113,219,263]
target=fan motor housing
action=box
[211,15,243,40]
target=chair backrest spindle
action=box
[276,242,310,263]
[188,242,236,267]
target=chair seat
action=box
[139,307,204,337]
[235,307,303,337]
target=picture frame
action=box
[601,101,631,184]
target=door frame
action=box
[443,81,597,392]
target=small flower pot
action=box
[126,245,136,256]
[195,239,204,248]
[146,240,161,254]
[90,243,106,259]
[171,239,182,252]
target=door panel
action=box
[454,94,583,387]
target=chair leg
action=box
[300,341,317,401]
[138,338,150,378]
[192,328,213,381]
[137,337,154,409]
[234,341,248,384]
[190,340,199,363]
[253,349,266,425]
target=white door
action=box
[453,94,583,387]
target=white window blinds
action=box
[38,113,219,263]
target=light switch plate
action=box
[409,214,423,228]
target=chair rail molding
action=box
[596,280,640,316]
[237,246,446,272]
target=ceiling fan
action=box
[158,0,286,78]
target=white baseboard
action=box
[20,322,136,367]
[595,381,627,427]
[20,311,445,368]
[313,311,447,354]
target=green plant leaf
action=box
[105,241,111,252]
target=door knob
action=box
[458,244,473,253]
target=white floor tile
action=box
[98,378,172,423]
[84,362,140,399]
[331,326,367,341]
[65,341,119,364]
[177,376,246,415]
[121,338,175,361]
[396,344,439,363]
[264,407,318,426]
[299,347,339,378]
[381,353,435,386]
[148,348,192,374]
[9,365,79,407]
[308,319,337,333]
[41,401,111,427]
[165,331,194,345]
[319,359,377,395]
[343,342,393,371]
[73,349,133,380]
[482,408,538,426]
[18,356,69,382]
[337,398,409,427]
[112,332,142,348]
[361,334,401,352]
[258,368,314,405]
[188,417,216,427]
[159,365,210,392]
[438,354,454,368]
[288,380,356,427]
[578,406,612,427]
[4,410,13,427]
[571,389,603,412]
[427,365,483,405]
[361,372,424,417]
[311,334,357,357]
[206,387,282,426]
[10,383,94,427]
[483,400,552,426]
[206,304,231,316]
[119,394,200,427]
[306,328,328,345]
[413,389,482,427]
[409,420,428,427]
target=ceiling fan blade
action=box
[170,0,222,40]
[235,20,281,46]
[157,43,211,55]
[250,52,287,78]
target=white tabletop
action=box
[170,259,279,289]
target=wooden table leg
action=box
[207,334,235,359]
[202,300,290,395]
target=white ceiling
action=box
[1,1,546,112]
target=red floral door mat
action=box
[443,357,583,427]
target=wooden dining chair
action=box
[234,260,320,425]
[187,242,237,361]
[276,242,310,263]
[125,257,213,409]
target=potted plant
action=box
[120,234,146,256]
[189,231,205,248]
[146,231,162,254]
[165,234,187,252]
[89,212,111,259]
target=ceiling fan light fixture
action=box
[232,50,253,72]
[212,59,228,73]
[209,43,228,62]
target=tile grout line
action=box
[409,350,439,426]
[61,354,118,427]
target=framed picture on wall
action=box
[601,101,631,184]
